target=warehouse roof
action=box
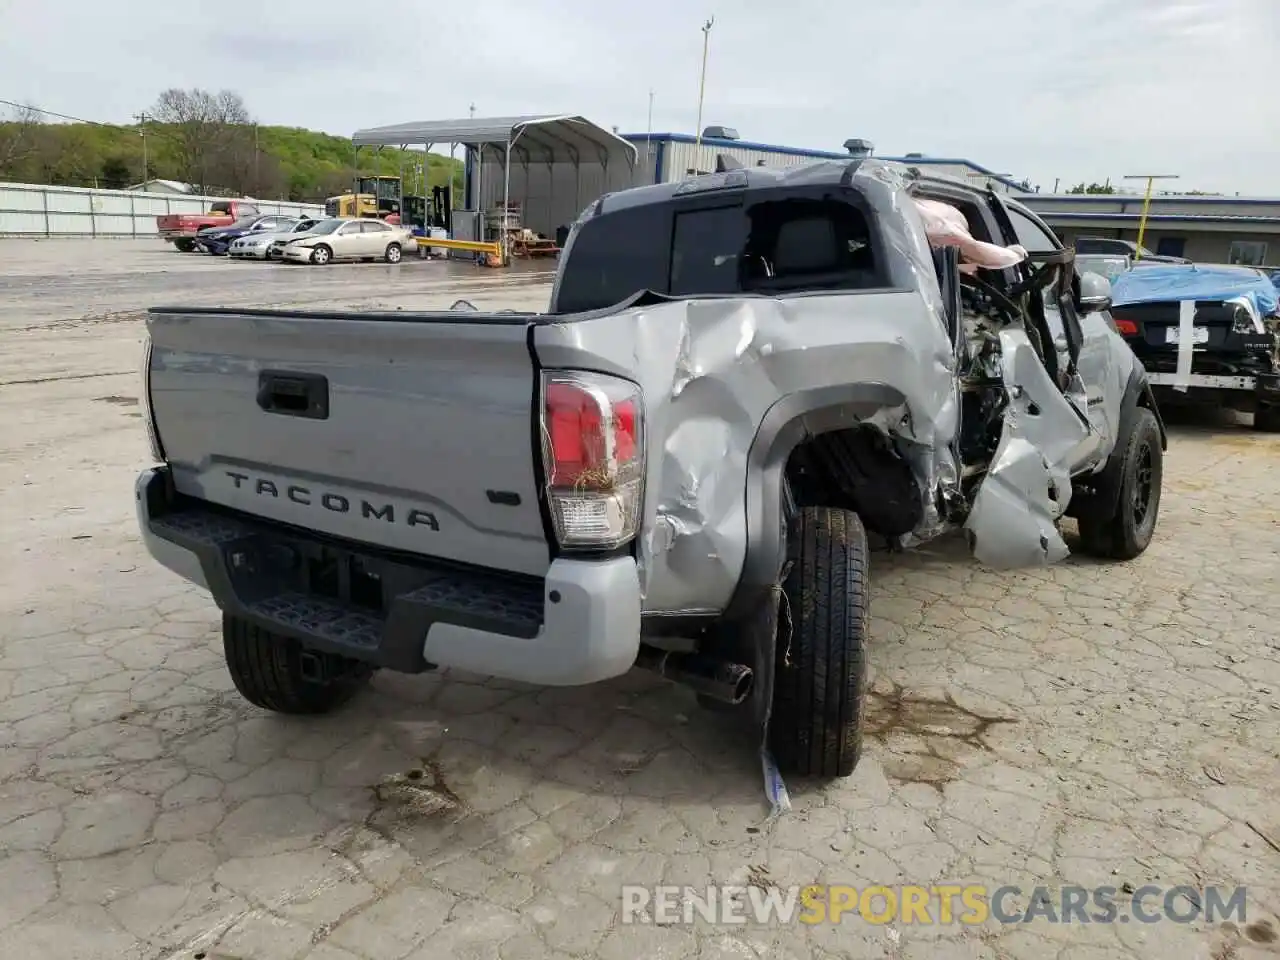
[352,115,638,165]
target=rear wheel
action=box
[768,506,868,779]
[384,243,402,264]
[310,244,332,265]
[1076,407,1162,559]
[222,615,371,714]
[174,239,194,253]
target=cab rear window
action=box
[554,192,884,314]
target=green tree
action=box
[1066,181,1116,195]
[100,156,132,189]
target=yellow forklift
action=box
[324,176,427,225]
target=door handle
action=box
[257,370,329,420]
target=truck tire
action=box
[174,239,194,253]
[1254,402,1280,433]
[1076,407,1162,560]
[222,614,370,714]
[768,506,868,779]
[384,243,402,264]
[310,244,333,266]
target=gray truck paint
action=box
[147,312,550,577]
[138,158,1148,685]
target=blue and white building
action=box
[620,129,1031,194]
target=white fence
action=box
[0,181,325,238]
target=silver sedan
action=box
[277,218,416,265]
[228,218,322,260]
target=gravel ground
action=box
[1,239,1278,960]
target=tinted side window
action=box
[1075,238,1116,254]
[670,206,748,295]
[554,205,672,313]
[743,197,880,292]
[210,202,231,214]
[672,196,881,295]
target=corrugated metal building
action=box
[621,132,1031,194]
[1017,194,1280,266]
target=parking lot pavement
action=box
[1,240,1278,960]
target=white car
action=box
[228,218,322,260]
[277,218,415,265]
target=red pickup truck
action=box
[156,200,261,251]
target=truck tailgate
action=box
[146,309,550,577]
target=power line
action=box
[0,97,133,128]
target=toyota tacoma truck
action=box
[156,200,261,251]
[135,160,1165,778]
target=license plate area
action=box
[1165,326,1209,345]
[225,534,395,615]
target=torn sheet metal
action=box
[965,329,1096,567]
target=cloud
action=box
[0,0,1276,194]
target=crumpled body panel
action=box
[536,290,960,614]
[965,329,1096,567]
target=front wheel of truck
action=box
[768,506,868,779]
[1076,406,1162,560]
[223,614,372,714]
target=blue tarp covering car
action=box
[1111,263,1279,317]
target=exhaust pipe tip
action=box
[725,667,754,704]
[634,646,754,705]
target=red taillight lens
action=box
[541,372,644,547]
[1114,317,1138,336]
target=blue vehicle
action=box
[1109,262,1280,429]
[195,215,303,255]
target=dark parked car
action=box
[1074,237,1191,264]
[195,215,304,256]
[1109,263,1280,429]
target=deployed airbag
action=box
[912,197,1027,272]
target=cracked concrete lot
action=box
[1,239,1279,960]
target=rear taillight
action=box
[540,371,644,549]
[1113,317,1138,336]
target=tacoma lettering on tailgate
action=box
[225,471,439,530]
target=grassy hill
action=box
[0,120,462,202]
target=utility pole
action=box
[694,16,715,150]
[134,112,148,187]
[253,122,260,197]
[1122,174,1179,259]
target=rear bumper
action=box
[1147,371,1280,398]
[134,467,641,686]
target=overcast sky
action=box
[1,0,1277,195]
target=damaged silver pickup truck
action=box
[134,159,1166,779]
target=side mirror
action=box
[1076,271,1113,314]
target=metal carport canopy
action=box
[350,114,638,166]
